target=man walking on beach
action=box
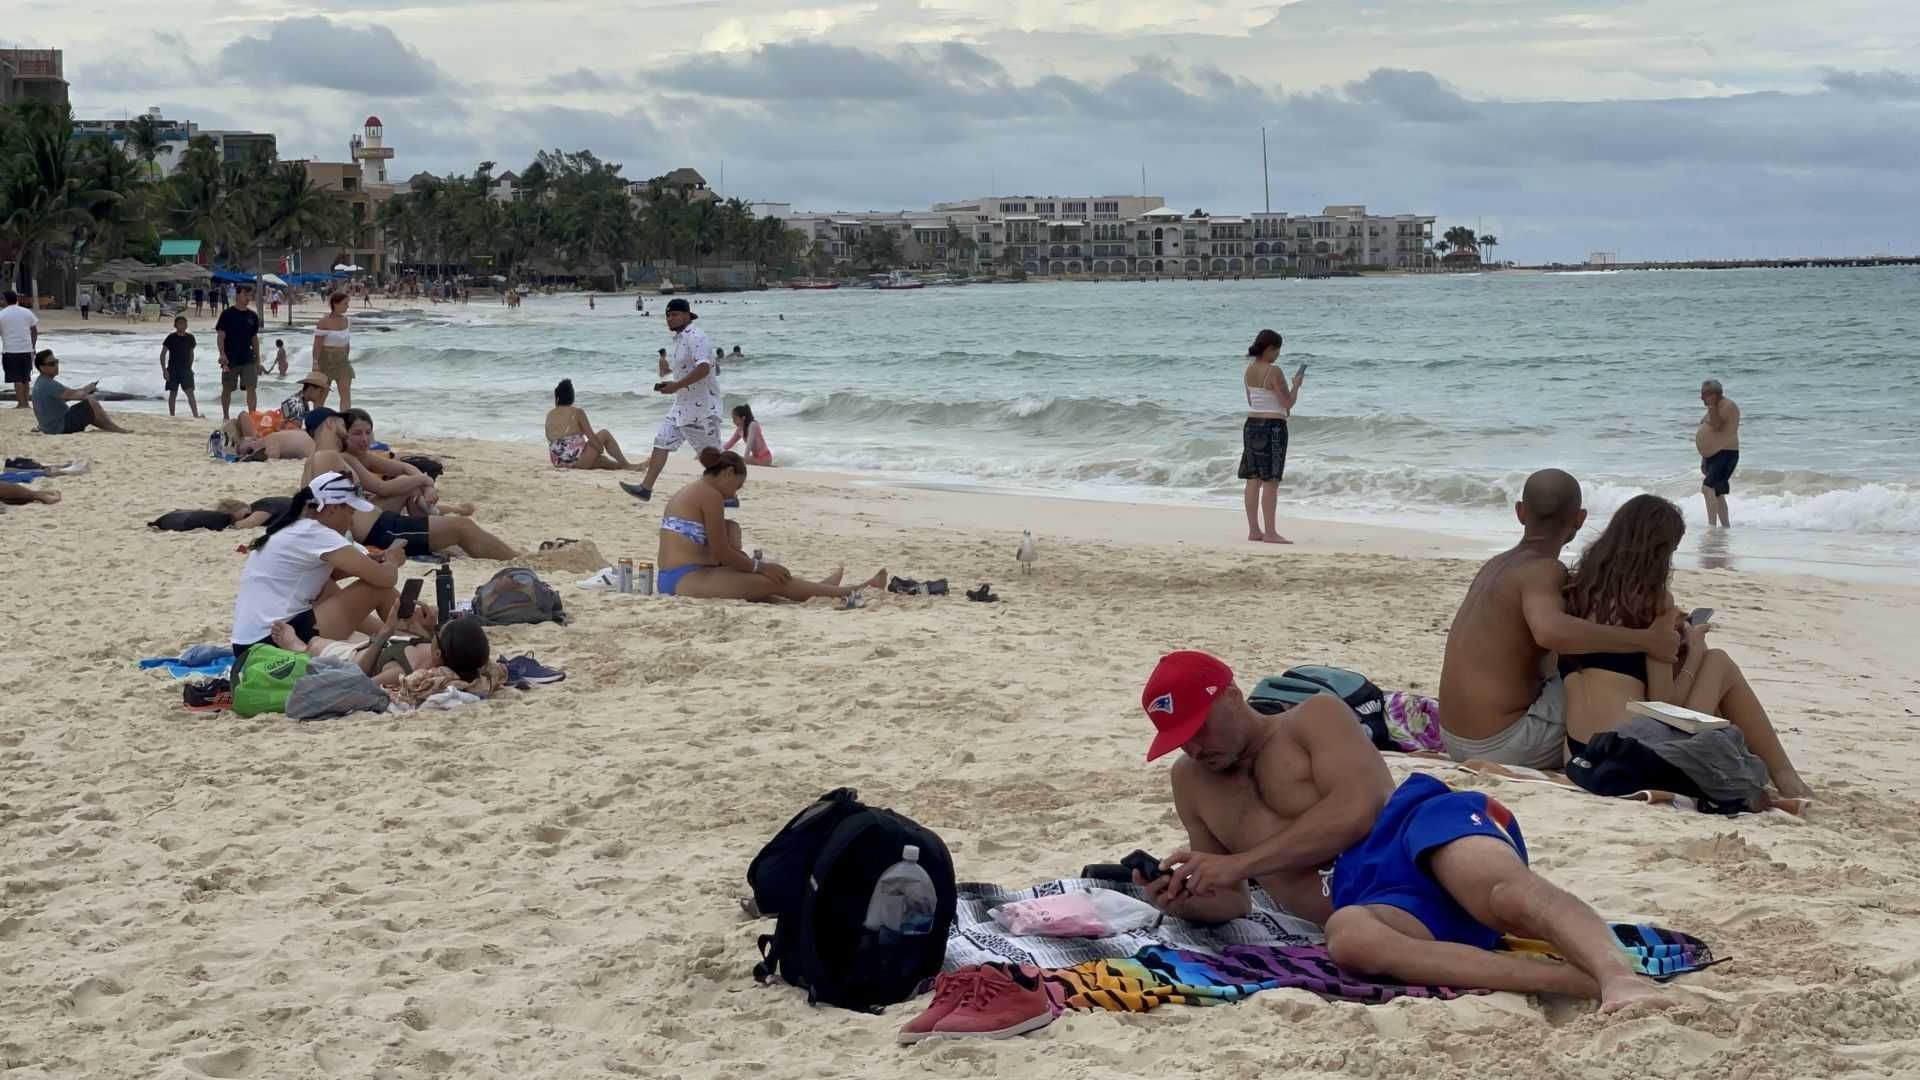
[215,284,262,420]
[1436,469,1680,769]
[1,291,40,409]
[1695,379,1739,528]
[622,298,721,502]
[160,315,201,418]
[1135,651,1670,1013]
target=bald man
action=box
[1437,469,1683,769]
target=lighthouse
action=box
[349,115,395,187]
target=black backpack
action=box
[748,788,957,1013]
[1248,665,1392,750]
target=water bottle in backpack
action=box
[864,845,937,938]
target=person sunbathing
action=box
[274,603,491,689]
[235,429,315,461]
[1559,494,1810,800]
[1136,650,1673,1014]
[655,447,883,601]
[545,378,636,469]
[301,407,520,561]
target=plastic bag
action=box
[989,890,1161,938]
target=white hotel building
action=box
[782,195,1436,275]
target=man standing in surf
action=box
[1695,379,1739,527]
[623,298,723,503]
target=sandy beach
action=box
[3,409,1918,1080]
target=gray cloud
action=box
[216,16,448,95]
[1343,69,1476,123]
[1820,68,1920,99]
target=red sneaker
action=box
[897,969,981,1044]
[930,964,1053,1039]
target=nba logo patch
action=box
[1148,693,1174,716]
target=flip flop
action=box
[965,583,999,603]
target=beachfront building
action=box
[349,116,396,188]
[489,171,520,204]
[0,48,68,108]
[72,109,278,177]
[299,160,393,276]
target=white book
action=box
[1627,700,1731,734]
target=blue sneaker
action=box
[619,482,652,502]
[500,654,565,687]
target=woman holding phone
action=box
[1238,328,1304,543]
[1558,494,1810,799]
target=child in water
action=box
[725,404,774,467]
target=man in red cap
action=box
[1137,650,1669,1013]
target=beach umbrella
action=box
[259,273,289,287]
[333,263,363,273]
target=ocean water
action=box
[56,268,1920,582]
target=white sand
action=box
[4,411,1919,1079]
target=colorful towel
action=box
[1507,923,1723,981]
[1041,945,1479,1012]
[948,878,1321,972]
[1,470,45,484]
[1385,690,1446,753]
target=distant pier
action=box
[1534,256,1920,272]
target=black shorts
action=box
[166,363,194,391]
[2,352,30,384]
[1701,449,1739,496]
[366,510,433,556]
[1237,417,1290,482]
[232,608,318,676]
[59,401,95,434]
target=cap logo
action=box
[1148,692,1174,716]
[1205,685,1219,696]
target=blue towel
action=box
[1,470,45,483]
[140,644,235,680]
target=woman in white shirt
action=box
[230,471,402,668]
[1239,328,1305,544]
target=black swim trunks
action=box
[365,510,433,556]
[231,607,318,677]
[1701,449,1739,496]
[1237,417,1289,482]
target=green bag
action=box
[233,645,312,717]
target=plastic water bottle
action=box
[864,844,936,935]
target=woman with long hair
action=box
[724,403,774,467]
[230,471,403,670]
[655,448,883,601]
[1238,328,1304,543]
[544,378,636,469]
[1560,494,1810,799]
[313,291,355,410]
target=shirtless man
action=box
[301,407,520,561]
[1695,380,1739,528]
[1138,650,1669,1013]
[1435,469,1681,769]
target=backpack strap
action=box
[753,932,779,983]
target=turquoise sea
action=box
[60,267,1920,582]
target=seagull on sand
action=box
[1015,530,1038,575]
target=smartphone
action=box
[1687,607,1714,626]
[1122,849,1164,883]
[1295,363,1307,380]
[397,577,425,619]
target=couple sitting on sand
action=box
[1437,468,1809,802]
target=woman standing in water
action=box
[312,291,355,411]
[1239,328,1304,543]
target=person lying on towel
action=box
[1137,650,1672,1014]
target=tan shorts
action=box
[315,346,354,382]
[221,364,259,393]
[1441,676,1568,770]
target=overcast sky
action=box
[17,0,1920,260]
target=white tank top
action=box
[320,326,350,347]
[1245,379,1288,417]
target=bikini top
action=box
[661,514,709,546]
[320,326,351,346]
[1558,651,1648,683]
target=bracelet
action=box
[1680,667,1697,679]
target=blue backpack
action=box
[1248,665,1392,750]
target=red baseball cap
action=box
[1141,651,1235,761]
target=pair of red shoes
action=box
[897,963,1054,1043]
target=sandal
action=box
[965,583,999,603]
[538,538,581,552]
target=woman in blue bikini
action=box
[655,447,886,601]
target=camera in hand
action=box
[1081,849,1166,884]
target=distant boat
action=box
[787,278,839,290]
[872,270,924,291]
[658,277,677,296]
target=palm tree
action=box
[1478,234,1499,266]
[257,162,348,269]
[1443,225,1480,260]
[125,113,172,181]
[0,102,118,309]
